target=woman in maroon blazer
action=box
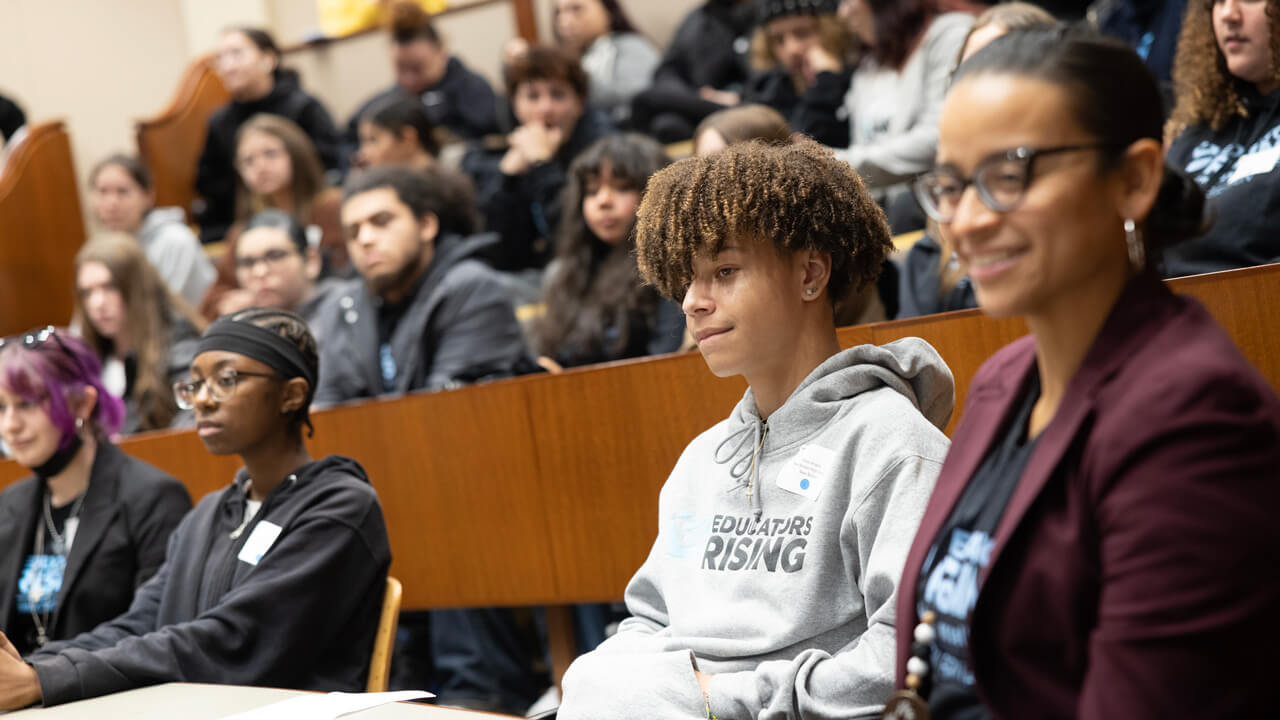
[892,26,1280,720]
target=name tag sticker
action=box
[237,521,283,566]
[1229,145,1280,184]
[776,444,836,500]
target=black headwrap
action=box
[196,317,316,394]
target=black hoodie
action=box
[1165,83,1280,277]
[27,456,390,707]
[461,109,618,271]
[194,71,342,243]
[311,232,533,405]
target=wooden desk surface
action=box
[0,684,516,719]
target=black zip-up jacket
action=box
[1165,82,1280,277]
[461,110,617,271]
[194,71,341,243]
[652,0,753,93]
[27,456,390,707]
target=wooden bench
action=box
[0,121,86,337]
[2,263,1276,685]
[135,55,228,224]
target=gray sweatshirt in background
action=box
[833,12,973,190]
[558,338,954,719]
[136,207,215,307]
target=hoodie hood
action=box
[227,454,372,506]
[715,338,953,519]
[137,207,189,244]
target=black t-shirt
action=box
[916,372,1041,720]
[8,498,78,656]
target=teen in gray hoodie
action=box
[558,138,952,719]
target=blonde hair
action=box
[750,14,853,77]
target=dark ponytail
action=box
[955,24,1208,253]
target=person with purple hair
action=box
[0,328,191,659]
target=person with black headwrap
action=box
[0,309,391,710]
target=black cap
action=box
[755,0,839,26]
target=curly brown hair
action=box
[1169,0,1280,137]
[635,138,892,304]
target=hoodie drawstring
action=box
[713,420,769,521]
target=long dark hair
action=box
[534,135,670,363]
[955,25,1206,252]
[865,0,936,69]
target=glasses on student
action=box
[235,247,297,274]
[0,326,89,377]
[912,143,1117,224]
[173,368,278,410]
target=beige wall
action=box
[0,0,190,220]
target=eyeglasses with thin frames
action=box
[912,143,1119,224]
[173,368,279,410]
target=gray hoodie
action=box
[558,338,953,719]
[136,207,216,307]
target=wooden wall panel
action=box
[0,122,85,337]
[135,56,228,223]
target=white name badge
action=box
[776,444,836,501]
[237,521,283,566]
[1229,144,1280,184]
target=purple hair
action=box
[0,329,126,448]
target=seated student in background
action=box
[0,330,191,657]
[549,0,660,125]
[691,103,793,155]
[73,235,207,435]
[0,309,391,709]
[316,166,528,401]
[630,0,754,143]
[88,154,215,307]
[741,0,854,132]
[895,27,1280,718]
[559,139,954,719]
[798,0,972,234]
[317,167,538,713]
[201,114,344,319]
[345,0,499,164]
[355,96,440,172]
[533,135,683,372]
[1095,0,1187,109]
[462,47,616,273]
[196,27,341,244]
[1164,0,1280,277]
[897,2,1054,319]
[232,211,338,346]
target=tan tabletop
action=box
[1,683,518,719]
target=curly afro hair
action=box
[634,137,892,305]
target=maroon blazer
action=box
[895,272,1280,719]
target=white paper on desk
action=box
[217,690,433,720]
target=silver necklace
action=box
[27,490,87,647]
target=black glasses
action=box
[0,326,89,377]
[912,143,1118,223]
[235,247,298,274]
[174,368,278,410]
